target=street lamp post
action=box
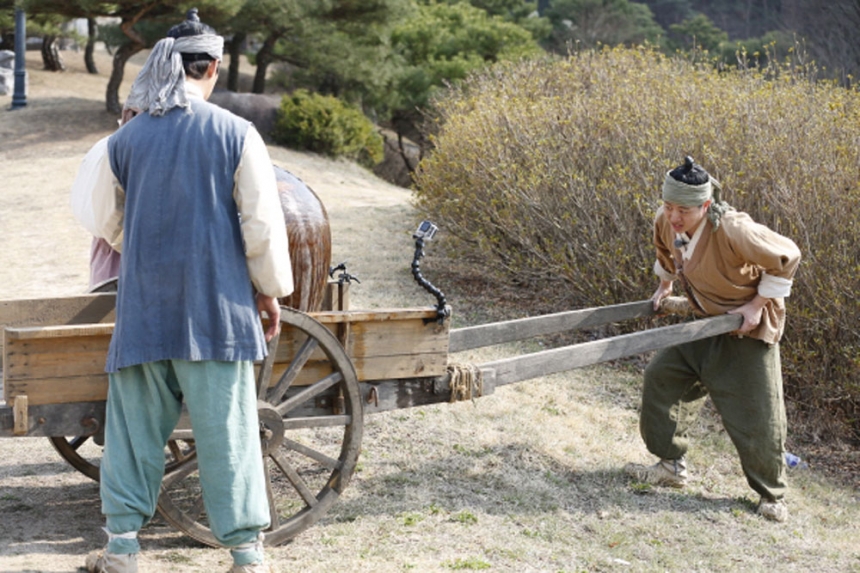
[11,7,28,110]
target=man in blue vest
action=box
[83,10,293,573]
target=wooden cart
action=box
[0,232,742,548]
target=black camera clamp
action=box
[411,220,449,324]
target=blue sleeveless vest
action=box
[106,98,266,372]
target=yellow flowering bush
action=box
[414,46,860,440]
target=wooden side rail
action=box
[271,309,449,386]
[0,293,116,355]
[449,300,654,352]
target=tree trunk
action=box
[105,41,144,114]
[390,108,429,156]
[85,18,98,74]
[104,11,151,113]
[252,33,280,94]
[227,31,246,92]
[41,35,65,72]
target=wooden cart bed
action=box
[2,293,449,408]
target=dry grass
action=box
[413,46,860,448]
[0,48,858,573]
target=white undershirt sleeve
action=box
[73,135,125,253]
[654,259,677,282]
[758,272,793,298]
[233,127,294,298]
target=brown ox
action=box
[273,165,331,312]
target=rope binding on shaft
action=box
[447,363,483,403]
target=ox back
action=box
[274,166,332,312]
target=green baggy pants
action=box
[641,334,787,501]
[100,360,269,562]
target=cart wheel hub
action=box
[257,402,284,455]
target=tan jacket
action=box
[654,208,801,344]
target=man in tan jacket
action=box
[625,156,801,522]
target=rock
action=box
[0,50,14,96]
[208,90,282,140]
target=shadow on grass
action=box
[0,97,118,155]
[328,440,775,525]
[0,458,91,480]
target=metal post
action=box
[11,8,28,110]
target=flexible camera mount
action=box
[411,221,449,323]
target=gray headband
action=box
[124,35,224,117]
[174,34,224,60]
[661,171,733,229]
[661,171,712,206]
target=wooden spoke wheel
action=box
[49,435,102,481]
[49,436,197,482]
[156,307,364,547]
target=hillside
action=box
[0,49,414,306]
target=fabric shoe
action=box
[757,498,789,522]
[624,458,688,488]
[230,563,273,573]
[84,550,138,573]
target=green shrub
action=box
[273,89,384,168]
[414,45,860,443]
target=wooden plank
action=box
[4,334,112,380]
[12,395,27,435]
[311,308,439,324]
[266,348,449,387]
[449,300,654,352]
[0,294,115,351]
[0,293,116,326]
[5,373,109,405]
[270,314,447,363]
[5,323,115,340]
[268,310,449,384]
[3,324,111,404]
[483,314,743,387]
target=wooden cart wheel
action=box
[49,436,197,482]
[49,435,102,481]
[156,307,364,547]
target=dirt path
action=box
[0,51,414,304]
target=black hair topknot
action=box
[669,155,710,186]
[167,8,216,39]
